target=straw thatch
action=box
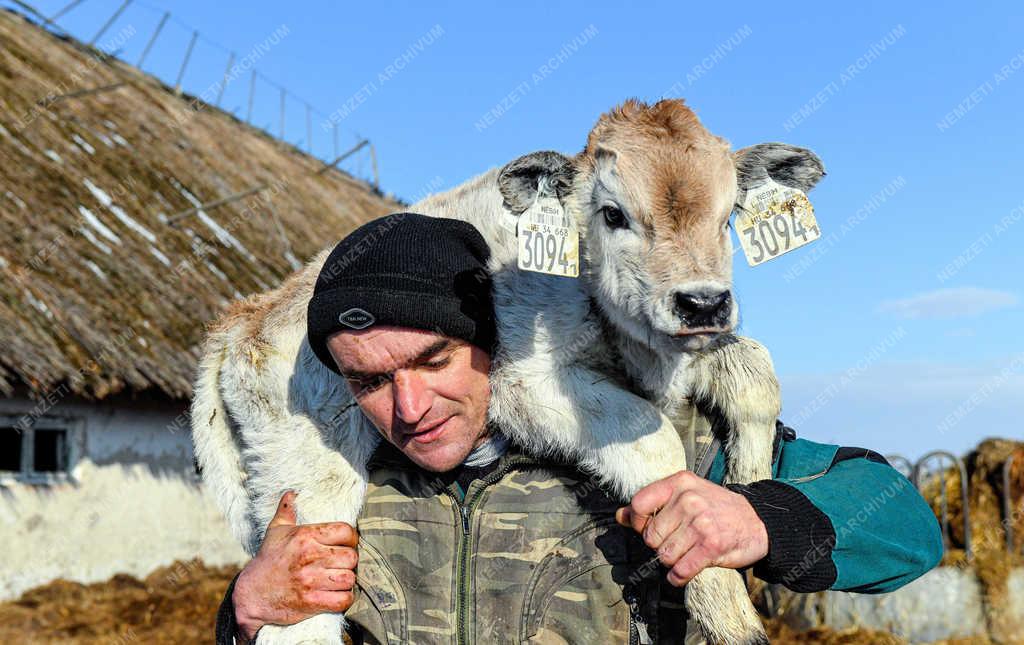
[0,9,401,400]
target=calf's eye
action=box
[600,205,627,229]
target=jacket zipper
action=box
[445,456,536,645]
[626,592,652,645]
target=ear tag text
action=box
[734,177,821,267]
[516,194,579,278]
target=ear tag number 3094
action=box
[517,195,579,278]
[735,177,821,267]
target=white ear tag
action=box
[516,194,579,278]
[734,177,821,267]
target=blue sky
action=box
[31,0,1023,460]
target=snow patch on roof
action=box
[84,178,158,244]
[203,259,229,283]
[4,191,27,211]
[44,149,62,164]
[197,210,257,261]
[78,226,112,254]
[109,203,157,242]
[23,289,52,317]
[71,133,95,155]
[149,245,171,267]
[83,178,115,208]
[84,259,109,282]
[0,122,33,157]
[173,182,258,264]
[77,205,120,244]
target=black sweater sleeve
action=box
[215,572,244,644]
[728,480,838,592]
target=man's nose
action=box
[673,290,731,327]
[392,370,431,423]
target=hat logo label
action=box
[338,307,375,329]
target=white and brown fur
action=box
[192,99,825,644]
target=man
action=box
[215,214,942,644]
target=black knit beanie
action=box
[307,213,496,373]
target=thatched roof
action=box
[0,9,402,400]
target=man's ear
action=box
[734,143,826,194]
[497,150,575,214]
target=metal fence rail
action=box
[888,449,1024,557]
[912,450,972,558]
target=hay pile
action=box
[920,438,1024,642]
[925,439,1024,558]
[762,616,910,644]
[0,560,240,644]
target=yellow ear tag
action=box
[516,194,579,278]
[735,177,821,266]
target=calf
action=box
[192,98,825,644]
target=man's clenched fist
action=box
[616,470,768,587]
[232,491,359,641]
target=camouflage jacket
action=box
[345,433,713,645]
[216,408,943,644]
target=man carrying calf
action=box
[216,214,942,644]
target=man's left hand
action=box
[615,470,769,587]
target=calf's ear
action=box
[734,143,826,194]
[497,150,575,214]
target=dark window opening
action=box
[33,429,68,473]
[0,427,22,472]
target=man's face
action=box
[327,326,492,472]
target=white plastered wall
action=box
[0,392,247,600]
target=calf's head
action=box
[499,99,825,354]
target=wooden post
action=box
[174,30,199,94]
[166,182,272,224]
[279,88,286,139]
[217,52,235,106]
[136,11,169,68]
[305,103,312,154]
[42,81,128,105]
[317,139,368,175]
[246,71,256,123]
[89,0,131,46]
[370,142,380,190]
[45,0,86,28]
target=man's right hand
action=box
[232,491,359,642]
